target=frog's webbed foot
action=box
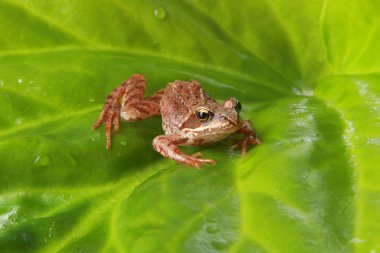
[153,135,216,169]
[232,121,260,155]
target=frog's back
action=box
[160,80,215,134]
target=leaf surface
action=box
[0,0,379,252]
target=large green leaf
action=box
[1,0,379,252]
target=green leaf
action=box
[0,0,379,252]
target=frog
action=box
[93,74,260,168]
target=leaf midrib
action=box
[0,105,99,140]
[0,46,290,95]
[41,166,167,253]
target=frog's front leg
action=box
[93,74,164,149]
[153,134,216,169]
[233,120,261,155]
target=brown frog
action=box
[93,74,260,168]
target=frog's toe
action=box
[231,136,260,155]
[110,105,120,133]
[198,158,217,166]
[190,152,203,159]
[186,156,216,169]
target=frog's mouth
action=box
[191,119,241,137]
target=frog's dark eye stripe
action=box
[196,108,212,123]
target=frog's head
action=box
[180,97,243,144]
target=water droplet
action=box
[89,133,100,142]
[48,221,55,239]
[206,225,219,234]
[154,7,166,20]
[0,206,18,230]
[211,239,228,250]
[17,78,23,85]
[21,231,34,243]
[0,80,4,87]
[350,237,366,244]
[33,155,51,167]
[15,118,23,125]
[89,97,95,103]
[366,138,380,145]
[120,140,127,146]
[34,155,40,165]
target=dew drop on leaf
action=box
[15,118,23,125]
[120,140,127,146]
[206,224,219,234]
[33,155,51,167]
[366,138,380,145]
[48,221,55,239]
[21,231,34,243]
[0,207,18,230]
[154,7,166,20]
[211,239,228,250]
[89,133,100,142]
[88,96,95,103]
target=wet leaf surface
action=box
[0,0,379,252]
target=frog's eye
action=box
[236,101,242,112]
[196,108,212,123]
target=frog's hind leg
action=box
[120,81,164,122]
[93,74,163,149]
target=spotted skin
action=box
[93,74,260,168]
[93,74,163,149]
